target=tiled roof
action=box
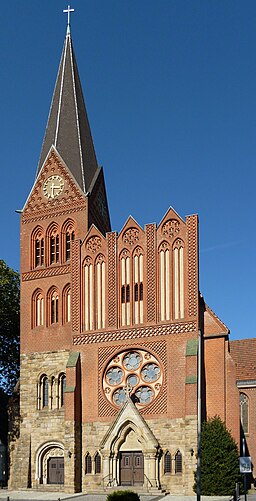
[230,338,256,380]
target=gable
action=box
[22,147,87,223]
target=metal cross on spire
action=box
[63,5,75,33]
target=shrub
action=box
[106,490,140,501]
[194,416,243,495]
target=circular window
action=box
[103,349,163,408]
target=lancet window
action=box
[159,242,171,321]
[94,452,101,474]
[175,451,182,474]
[62,219,75,261]
[59,373,66,408]
[133,247,143,324]
[48,288,59,325]
[240,393,249,434]
[31,226,44,269]
[83,257,93,331]
[63,285,71,324]
[95,254,106,329]
[85,453,92,474]
[173,239,184,319]
[46,223,60,265]
[164,451,172,474]
[120,250,131,326]
[32,289,44,328]
[37,375,49,409]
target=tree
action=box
[0,260,20,394]
[194,416,242,495]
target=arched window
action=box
[133,247,143,324]
[173,239,185,319]
[42,376,49,408]
[240,393,249,434]
[31,226,44,269]
[164,451,172,474]
[62,219,75,262]
[83,257,93,331]
[32,289,44,328]
[46,223,60,265]
[48,288,59,325]
[94,452,101,474]
[120,249,131,326]
[95,254,106,329]
[175,451,182,474]
[62,285,71,323]
[59,373,66,408]
[85,453,92,474]
[159,241,171,321]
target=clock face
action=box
[43,175,64,199]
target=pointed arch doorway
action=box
[100,399,161,489]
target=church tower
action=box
[9,11,240,495]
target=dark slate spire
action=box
[37,28,99,193]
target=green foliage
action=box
[194,416,242,496]
[106,491,140,501]
[0,260,20,393]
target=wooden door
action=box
[48,457,64,484]
[120,451,144,486]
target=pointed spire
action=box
[37,23,99,194]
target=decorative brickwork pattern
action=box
[187,215,198,318]
[146,224,156,323]
[22,265,71,282]
[107,232,117,328]
[71,240,81,332]
[98,341,167,417]
[73,321,196,345]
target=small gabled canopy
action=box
[36,28,99,194]
[100,397,159,453]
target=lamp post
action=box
[197,329,202,501]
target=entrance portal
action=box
[47,457,64,484]
[120,451,144,486]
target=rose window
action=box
[103,349,163,408]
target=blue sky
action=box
[1,1,255,340]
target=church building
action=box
[9,15,249,495]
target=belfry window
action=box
[32,226,44,269]
[240,393,249,434]
[35,238,44,267]
[50,234,59,264]
[65,230,75,261]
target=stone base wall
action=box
[82,415,197,495]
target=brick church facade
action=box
[8,23,254,495]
